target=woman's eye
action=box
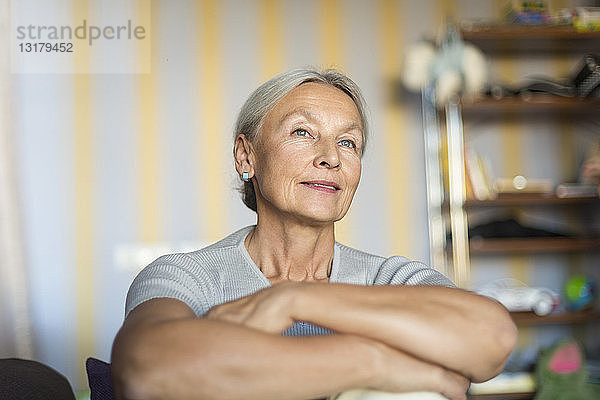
[339,139,356,148]
[294,129,311,137]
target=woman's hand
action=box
[205,282,300,334]
[368,340,470,400]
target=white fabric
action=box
[331,389,448,400]
[0,0,33,358]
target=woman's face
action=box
[252,82,363,225]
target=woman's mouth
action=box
[301,180,340,193]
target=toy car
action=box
[475,279,560,316]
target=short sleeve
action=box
[124,253,220,318]
[373,256,455,287]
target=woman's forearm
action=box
[112,313,381,400]
[113,298,471,400]
[289,284,517,382]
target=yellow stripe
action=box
[316,0,354,245]
[497,57,523,176]
[197,0,226,241]
[552,0,567,10]
[138,0,162,243]
[495,0,505,19]
[73,0,94,390]
[258,0,285,80]
[516,325,533,351]
[494,5,531,284]
[492,4,531,346]
[554,58,576,183]
[376,0,411,255]
[318,0,342,69]
[509,255,529,284]
[437,0,456,26]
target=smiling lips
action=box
[301,180,341,193]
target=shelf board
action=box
[461,96,600,115]
[460,24,600,53]
[461,25,600,39]
[469,237,600,254]
[511,310,600,325]
[469,392,534,400]
[464,194,600,207]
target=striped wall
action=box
[10,0,597,391]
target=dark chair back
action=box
[86,357,115,400]
[0,358,76,400]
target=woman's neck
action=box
[244,218,335,284]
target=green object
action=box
[534,340,600,400]
[564,275,597,311]
[74,391,90,400]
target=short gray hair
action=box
[234,67,369,212]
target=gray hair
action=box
[234,67,370,212]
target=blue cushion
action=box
[85,357,115,400]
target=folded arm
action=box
[112,297,469,400]
[208,282,517,383]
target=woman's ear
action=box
[234,134,255,178]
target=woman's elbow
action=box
[111,325,181,400]
[111,333,156,399]
[111,361,151,400]
[472,304,518,382]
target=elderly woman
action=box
[111,68,516,400]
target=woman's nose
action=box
[314,139,340,169]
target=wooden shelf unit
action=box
[460,24,600,53]
[469,237,600,254]
[422,23,600,400]
[510,310,600,325]
[469,392,534,400]
[461,96,600,115]
[422,25,600,281]
[461,25,600,39]
[464,194,600,207]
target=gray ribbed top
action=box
[125,226,454,336]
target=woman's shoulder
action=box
[335,241,420,269]
[334,242,454,287]
[333,242,398,284]
[139,226,251,276]
[187,225,254,257]
[125,226,259,318]
[334,242,389,265]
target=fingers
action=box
[205,286,296,333]
[369,341,469,400]
[435,368,469,400]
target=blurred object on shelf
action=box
[469,371,536,395]
[469,218,568,239]
[483,78,574,100]
[574,7,600,32]
[534,340,600,400]
[403,23,487,106]
[474,278,560,316]
[555,183,599,198]
[572,54,600,97]
[480,53,600,102]
[580,139,600,185]
[564,275,598,312]
[503,0,551,25]
[465,147,495,200]
[494,176,553,194]
[518,77,575,98]
[554,8,576,25]
[499,3,600,30]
